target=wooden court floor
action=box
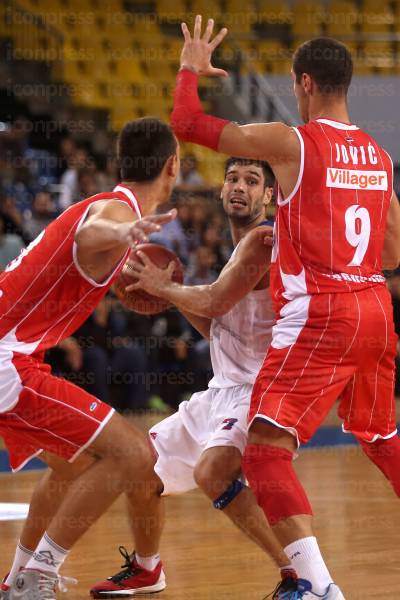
[1,445,399,599]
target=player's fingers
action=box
[209,67,229,78]
[210,27,228,50]
[128,256,144,270]
[193,14,202,40]
[166,261,175,277]
[263,234,274,246]
[135,250,154,267]
[149,209,177,224]
[202,18,214,42]
[181,22,191,42]
[125,282,142,292]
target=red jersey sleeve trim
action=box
[277,127,305,207]
[113,185,142,218]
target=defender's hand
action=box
[180,15,228,77]
[117,209,177,247]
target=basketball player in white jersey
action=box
[90,157,299,598]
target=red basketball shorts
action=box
[0,353,114,471]
[248,286,397,445]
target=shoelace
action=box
[36,572,78,598]
[264,576,305,600]
[37,572,59,600]
[58,575,78,593]
[108,546,140,584]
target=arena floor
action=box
[1,440,399,599]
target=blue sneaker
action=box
[299,579,345,599]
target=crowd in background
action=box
[1,119,400,413]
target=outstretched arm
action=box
[171,16,298,167]
[382,192,400,269]
[127,226,272,319]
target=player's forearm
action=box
[180,310,211,339]
[75,218,129,253]
[158,281,229,319]
[170,69,229,150]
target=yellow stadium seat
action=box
[325,1,358,36]
[359,6,394,33]
[157,0,187,21]
[291,0,324,37]
[255,0,292,25]
[190,0,222,21]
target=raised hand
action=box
[180,14,228,77]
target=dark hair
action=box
[224,157,275,188]
[293,37,353,95]
[117,117,177,182]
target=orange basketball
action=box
[113,243,184,315]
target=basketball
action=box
[113,243,184,315]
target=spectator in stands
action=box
[185,245,218,286]
[0,192,29,245]
[0,214,24,270]
[175,153,204,187]
[96,155,118,192]
[77,168,98,200]
[59,145,90,210]
[23,190,56,241]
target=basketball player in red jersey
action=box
[0,118,178,600]
[169,16,400,599]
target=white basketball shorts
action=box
[149,384,251,495]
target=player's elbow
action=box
[205,298,233,318]
[382,244,400,270]
[383,254,400,270]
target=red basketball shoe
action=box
[90,547,166,598]
[0,574,10,600]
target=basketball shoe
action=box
[90,547,166,598]
[300,580,346,599]
[9,569,58,599]
[266,577,345,599]
[8,568,77,600]
[0,578,9,600]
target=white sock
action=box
[25,532,69,575]
[284,536,333,595]
[4,542,33,586]
[135,552,160,572]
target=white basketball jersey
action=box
[208,245,275,389]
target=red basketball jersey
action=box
[271,118,393,313]
[0,184,141,356]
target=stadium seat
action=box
[291,0,324,37]
[325,0,358,36]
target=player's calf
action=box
[360,435,400,496]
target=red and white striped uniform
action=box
[249,119,397,445]
[0,184,141,470]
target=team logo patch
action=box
[326,167,388,191]
[221,418,238,431]
[89,402,98,412]
[32,550,59,568]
